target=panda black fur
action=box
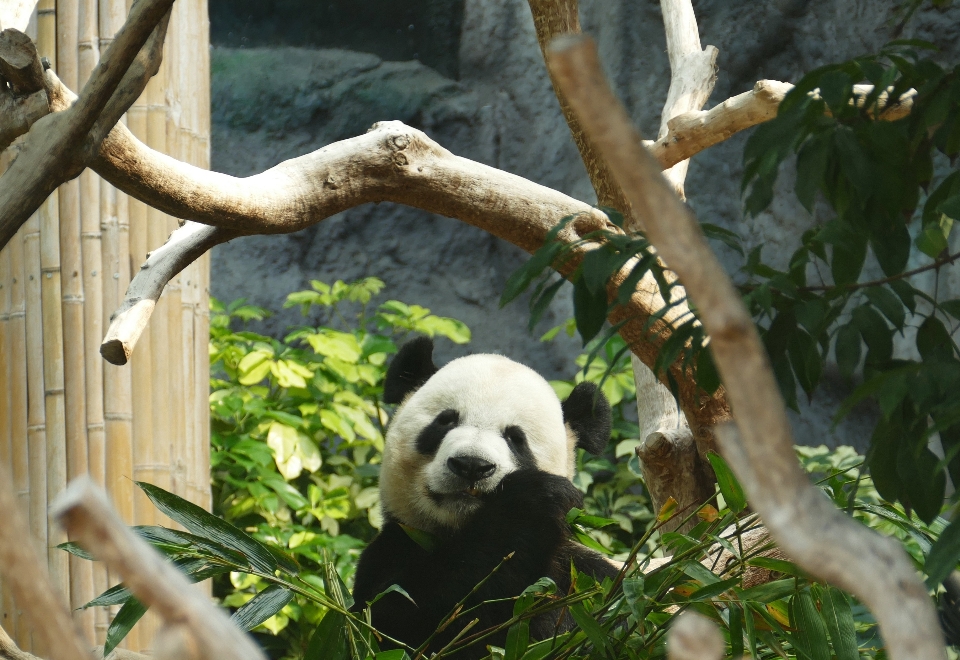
[352,337,619,657]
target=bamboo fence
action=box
[0,0,211,651]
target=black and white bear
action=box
[352,337,620,657]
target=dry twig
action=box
[547,33,946,660]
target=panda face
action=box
[380,354,575,533]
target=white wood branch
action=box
[50,478,266,660]
[647,81,915,170]
[667,611,724,660]
[548,34,946,660]
[655,0,718,201]
[631,0,716,529]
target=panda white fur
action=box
[352,337,619,658]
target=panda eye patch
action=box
[435,409,459,427]
[415,409,460,455]
[503,426,526,446]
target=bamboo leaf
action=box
[791,590,832,660]
[926,517,960,587]
[706,452,747,513]
[814,585,859,660]
[136,481,278,575]
[230,585,294,631]
[103,598,147,657]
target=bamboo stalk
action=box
[57,0,95,638]
[22,210,47,657]
[78,0,107,643]
[165,4,185,502]
[8,222,29,645]
[124,80,150,654]
[197,0,212,513]
[144,60,172,501]
[0,157,13,642]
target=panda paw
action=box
[489,470,584,518]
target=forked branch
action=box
[547,33,945,660]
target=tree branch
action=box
[547,33,946,660]
[0,0,172,249]
[50,478,266,660]
[647,81,915,170]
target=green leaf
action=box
[852,305,892,364]
[136,482,278,575]
[940,299,960,321]
[305,610,350,660]
[706,452,746,513]
[926,517,960,587]
[729,604,745,659]
[787,329,822,396]
[103,598,147,657]
[814,585,859,660]
[573,276,608,345]
[830,232,868,286]
[916,225,949,258]
[864,286,906,331]
[57,541,94,561]
[569,603,610,653]
[83,584,132,608]
[738,579,798,603]
[917,316,953,362]
[834,323,862,379]
[231,585,294,631]
[528,277,566,331]
[795,132,832,211]
[746,557,809,579]
[687,576,741,601]
[695,347,721,395]
[791,590,832,660]
[701,223,745,256]
[504,621,530,660]
[888,279,917,313]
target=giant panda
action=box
[352,337,620,658]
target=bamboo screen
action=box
[0,0,211,651]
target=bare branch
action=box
[0,471,92,660]
[547,34,946,660]
[51,478,266,660]
[667,612,724,660]
[648,81,914,170]
[656,0,718,201]
[0,0,173,249]
[101,223,236,364]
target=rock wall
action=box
[209,0,960,446]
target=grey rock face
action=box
[210,0,960,446]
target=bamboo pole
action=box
[165,3,185,502]
[78,0,107,643]
[124,85,149,653]
[197,0,212,514]
[0,153,13,641]
[57,0,95,637]
[8,222,29,645]
[31,0,69,622]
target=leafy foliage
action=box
[64,442,952,659]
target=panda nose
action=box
[447,456,496,482]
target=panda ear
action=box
[561,382,611,455]
[384,337,439,404]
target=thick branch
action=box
[0,471,92,660]
[548,34,945,660]
[0,29,45,93]
[51,478,265,660]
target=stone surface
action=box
[209,0,960,446]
